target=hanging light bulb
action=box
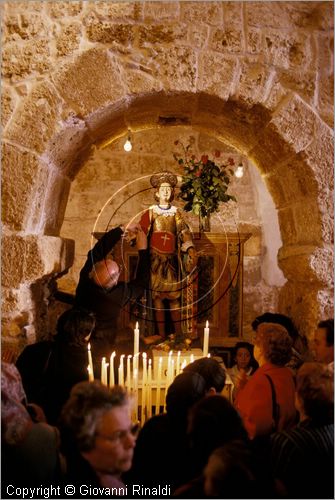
[235,162,244,178]
[124,130,132,152]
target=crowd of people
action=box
[1,173,334,498]
[2,309,333,499]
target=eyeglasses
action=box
[96,422,140,444]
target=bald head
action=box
[89,259,120,289]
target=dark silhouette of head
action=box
[252,312,299,340]
[166,371,207,422]
[183,357,226,393]
[56,308,96,347]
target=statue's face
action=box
[157,182,173,203]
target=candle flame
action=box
[143,352,147,359]
[88,343,91,350]
[135,321,139,329]
[128,354,132,359]
[206,320,209,328]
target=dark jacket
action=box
[75,227,150,345]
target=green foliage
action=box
[173,141,237,217]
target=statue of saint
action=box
[139,171,197,345]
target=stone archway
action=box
[2,46,333,345]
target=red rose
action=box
[214,150,221,158]
[201,155,208,164]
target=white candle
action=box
[203,320,210,357]
[101,357,106,384]
[87,343,94,380]
[109,352,116,388]
[147,359,152,418]
[141,353,147,425]
[87,365,94,382]
[126,355,132,393]
[155,357,162,415]
[176,351,181,376]
[104,363,109,386]
[134,322,140,371]
[133,367,138,422]
[118,354,125,387]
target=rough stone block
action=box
[263,78,289,112]
[2,11,48,42]
[39,170,72,236]
[52,49,125,116]
[180,2,223,26]
[263,29,314,70]
[209,27,243,53]
[278,69,316,106]
[223,2,243,26]
[1,85,17,129]
[1,287,19,315]
[317,70,334,128]
[2,39,51,81]
[246,2,318,29]
[278,244,333,287]
[86,22,135,45]
[144,2,180,21]
[298,123,334,192]
[198,52,238,100]
[4,81,63,154]
[43,114,92,177]
[2,235,75,288]
[56,23,82,57]
[234,63,275,106]
[46,1,82,18]
[1,144,47,231]
[246,28,262,54]
[87,102,128,146]
[151,47,197,92]
[139,24,186,46]
[87,2,143,22]
[187,24,209,49]
[121,67,163,96]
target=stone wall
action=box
[1,1,333,348]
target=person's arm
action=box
[89,227,124,264]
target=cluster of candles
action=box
[87,321,211,425]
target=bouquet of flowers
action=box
[174,140,236,218]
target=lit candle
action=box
[134,322,140,371]
[190,353,194,364]
[87,365,94,382]
[155,357,162,415]
[141,353,147,425]
[87,343,94,380]
[147,359,152,418]
[203,320,209,357]
[118,354,125,386]
[181,359,187,371]
[126,355,132,393]
[109,352,116,388]
[101,357,106,384]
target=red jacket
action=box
[235,363,296,439]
